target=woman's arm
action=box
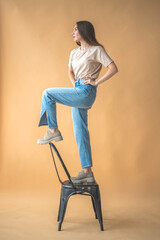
[68,67,75,87]
[95,62,118,86]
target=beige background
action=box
[0,0,160,239]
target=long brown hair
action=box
[75,21,104,48]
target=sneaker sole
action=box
[37,135,63,144]
[71,176,95,184]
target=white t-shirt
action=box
[68,45,113,80]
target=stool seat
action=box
[49,142,104,231]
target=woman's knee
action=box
[42,89,47,97]
[42,88,52,98]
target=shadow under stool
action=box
[49,142,104,231]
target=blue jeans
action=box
[38,78,98,168]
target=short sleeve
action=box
[68,50,73,68]
[96,46,113,67]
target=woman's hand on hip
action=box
[82,77,97,86]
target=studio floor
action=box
[0,190,160,240]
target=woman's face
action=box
[72,25,82,42]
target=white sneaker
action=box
[37,129,63,144]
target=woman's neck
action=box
[80,41,91,51]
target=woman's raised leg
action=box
[38,86,95,129]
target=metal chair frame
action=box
[49,142,104,231]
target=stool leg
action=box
[91,195,98,219]
[97,188,104,231]
[58,222,62,231]
[97,198,104,231]
[58,195,70,231]
[57,189,63,222]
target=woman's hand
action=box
[82,77,98,86]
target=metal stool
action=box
[49,142,104,231]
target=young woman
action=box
[37,21,118,184]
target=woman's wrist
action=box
[95,80,99,86]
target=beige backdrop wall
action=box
[0,0,160,200]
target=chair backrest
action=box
[49,142,76,190]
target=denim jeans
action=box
[38,78,98,168]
